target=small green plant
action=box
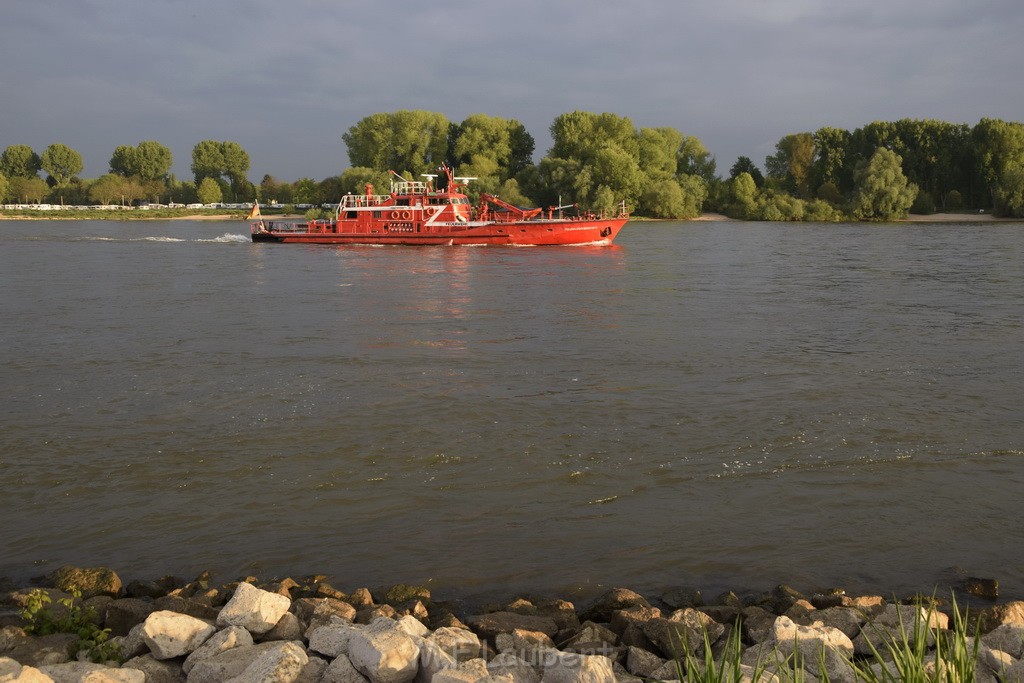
[19,588,122,663]
[850,596,980,683]
[673,620,769,683]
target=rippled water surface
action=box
[2,219,1022,601]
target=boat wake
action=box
[198,233,250,243]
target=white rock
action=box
[395,616,429,639]
[141,610,216,659]
[539,651,615,683]
[216,581,293,635]
[38,661,145,682]
[223,640,308,683]
[347,624,421,683]
[433,659,492,683]
[183,625,253,674]
[416,639,457,683]
[771,616,855,683]
[429,628,483,664]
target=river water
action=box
[2,219,1022,604]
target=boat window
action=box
[345,211,357,219]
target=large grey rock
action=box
[223,640,308,683]
[538,651,615,683]
[323,654,370,683]
[0,656,53,683]
[347,622,421,683]
[186,641,302,683]
[487,652,540,683]
[624,646,664,678]
[103,599,156,637]
[261,612,304,643]
[981,623,1024,658]
[141,610,215,659]
[296,656,330,683]
[2,633,78,667]
[216,582,292,635]
[121,653,187,682]
[39,661,144,682]
[308,617,362,658]
[182,625,253,674]
[641,608,724,660]
[980,602,1024,632]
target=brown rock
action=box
[465,611,559,643]
[46,566,123,600]
[581,588,651,623]
[978,601,1024,633]
[609,604,661,636]
[960,577,999,601]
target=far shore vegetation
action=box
[3,111,1023,222]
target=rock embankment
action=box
[1,566,1023,682]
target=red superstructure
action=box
[250,165,628,246]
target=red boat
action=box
[250,165,628,246]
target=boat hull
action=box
[251,218,627,246]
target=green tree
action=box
[677,135,716,183]
[730,172,758,218]
[336,167,392,199]
[10,176,52,203]
[729,156,764,186]
[343,110,450,177]
[109,141,173,182]
[452,114,535,179]
[638,127,683,178]
[765,133,815,197]
[221,141,250,196]
[972,118,1024,216]
[811,126,852,192]
[196,176,222,204]
[851,147,918,221]
[1,145,42,178]
[190,140,249,200]
[88,174,146,205]
[544,111,644,210]
[0,172,8,202]
[40,143,83,187]
[191,140,226,184]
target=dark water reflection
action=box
[2,219,1022,603]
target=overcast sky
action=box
[3,0,1022,182]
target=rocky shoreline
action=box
[2,566,1023,682]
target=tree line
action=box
[2,112,1022,219]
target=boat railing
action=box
[338,194,394,209]
[390,180,428,195]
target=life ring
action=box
[390,210,401,219]
[401,210,411,220]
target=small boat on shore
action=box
[250,165,628,246]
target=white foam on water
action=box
[198,233,250,243]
